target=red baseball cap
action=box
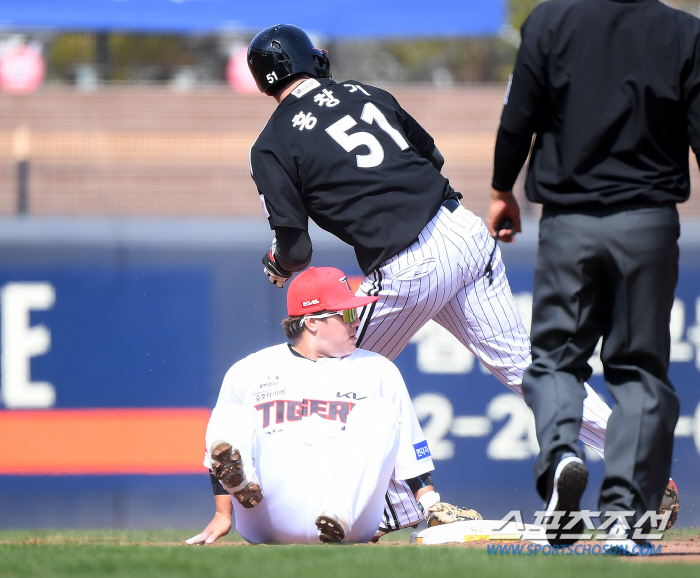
[287,267,379,316]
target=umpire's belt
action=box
[442,198,460,213]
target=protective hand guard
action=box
[426,502,483,527]
[262,238,292,288]
[659,479,680,530]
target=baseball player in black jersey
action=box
[246,24,614,536]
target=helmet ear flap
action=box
[313,53,332,79]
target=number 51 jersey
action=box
[249,78,455,275]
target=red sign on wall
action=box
[0,45,45,94]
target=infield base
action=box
[410,520,548,545]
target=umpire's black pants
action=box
[521,203,680,528]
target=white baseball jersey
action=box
[203,343,434,544]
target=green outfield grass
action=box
[0,529,697,578]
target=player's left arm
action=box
[250,139,311,287]
[380,360,435,481]
[381,358,481,524]
[405,472,438,509]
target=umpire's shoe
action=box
[315,512,348,544]
[210,441,263,508]
[604,521,655,556]
[544,452,588,547]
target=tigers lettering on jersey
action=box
[255,398,355,428]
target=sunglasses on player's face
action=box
[301,308,357,326]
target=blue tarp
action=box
[0,0,505,37]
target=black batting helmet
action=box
[247,24,331,93]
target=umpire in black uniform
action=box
[487,0,700,548]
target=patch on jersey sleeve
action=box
[291,78,321,98]
[414,440,432,460]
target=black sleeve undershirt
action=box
[210,470,229,496]
[405,472,433,495]
[491,126,534,192]
[273,226,313,272]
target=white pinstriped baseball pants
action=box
[356,203,611,532]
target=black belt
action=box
[442,198,460,213]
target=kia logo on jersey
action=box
[336,391,367,400]
[413,440,431,460]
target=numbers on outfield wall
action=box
[408,292,700,459]
[413,393,455,459]
[410,294,700,375]
[414,392,539,461]
[486,394,539,460]
[414,393,700,461]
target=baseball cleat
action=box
[210,441,263,509]
[659,478,680,530]
[315,511,347,544]
[544,453,588,547]
[604,521,653,555]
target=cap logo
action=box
[302,298,320,307]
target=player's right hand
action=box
[487,188,521,243]
[263,248,292,288]
[185,513,232,545]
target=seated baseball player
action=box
[187,267,478,545]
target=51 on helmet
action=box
[247,24,331,94]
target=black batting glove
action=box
[262,238,292,288]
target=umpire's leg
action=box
[598,205,680,529]
[521,210,604,499]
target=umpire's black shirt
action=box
[495,0,700,208]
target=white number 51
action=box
[325,103,409,168]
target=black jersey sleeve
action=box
[374,86,437,161]
[492,126,533,192]
[499,6,549,137]
[683,21,700,170]
[398,108,436,159]
[273,227,312,272]
[249,136,309,231]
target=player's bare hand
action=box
[487,189,521,243]
[185,513,232,545]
